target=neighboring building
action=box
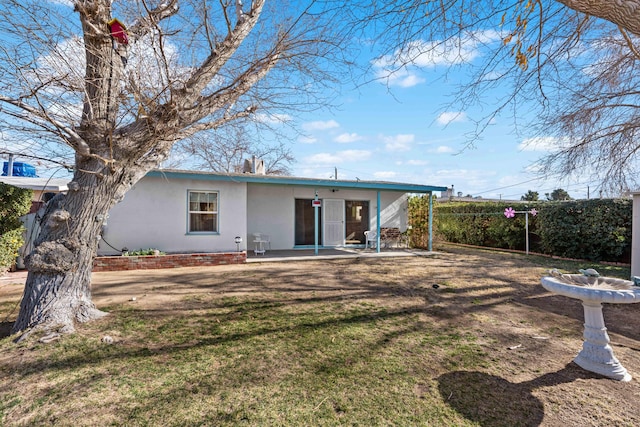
[0,174,71,269]
[97,169,447,255]
[0,175,69,212]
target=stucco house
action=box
[97,169,447,256]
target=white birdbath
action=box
[541,271,640,381]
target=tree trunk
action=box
[557,0,640,36]
[12,157,146,338]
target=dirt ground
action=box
[2,246,640,425]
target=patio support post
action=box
[314,189,319,255]
[428,192,434,251]
[376,191,381,253]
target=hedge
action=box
[409,197,632,263]
[537,199,631,262]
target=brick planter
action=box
[92,252,246,272]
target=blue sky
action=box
[1,1,599,201]
[287,38,595,201]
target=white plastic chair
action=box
[364,230,377,249]
[252,232,271,255]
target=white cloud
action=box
[381,70,426,88]
[372,59,426,88]
[395,74,426,88]
[255,113,292,125]
[46,0,73,6]
[436,111,467,125]
[305,150,371,164]
[127,33,191,96]
[374,171,397,179]
[518,136,566,152]
[383,134,414,152]
[372,30,503,87]
[430,168,498,194]
[302,120,340,131]
[32,36,85,110]
[31,31,189,124]
[405,40,479,67]
[413,30,502,66]
[47,102,83,123]
[334,133,363,143]
[432,145,454,153]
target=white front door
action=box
[323,199,344,246]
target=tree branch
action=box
[173,107,256,141]
[128,0,180,41]
[178,0,265,104]
[0,95,87,153]
[617,25,640,60]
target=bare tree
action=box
[0,0,346,339]
[348,0,640,195]
[172,125,295,175]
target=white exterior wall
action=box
[246,184,408,249]
[98,176,247,255]
[378,192,409,231]
[632,192,640,277]
[246,184,296,249]
[98,175,412,255]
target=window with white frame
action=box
[188,191,218,233]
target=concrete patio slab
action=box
[246,248,438,263]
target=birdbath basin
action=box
[541,270,640,381]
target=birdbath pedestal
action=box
[541,272,640,382]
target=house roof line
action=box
[149,169,448,193]
[0,176,69,192]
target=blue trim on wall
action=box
[148,169,447,193]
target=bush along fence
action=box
[408,196,632,263]
[0,182,32,273]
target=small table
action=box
[253,239,266,255]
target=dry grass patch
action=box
[1,245,639,426]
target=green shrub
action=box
[123,248,165,256]
[537,199,631,262]
[421,201,541,252]
[0,228,25,271]
[0,182,32,271]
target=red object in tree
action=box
[108,18,128,45]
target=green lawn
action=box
[1,246,637,426]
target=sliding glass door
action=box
[294,199,322,245]
[294,198,369,246]
[345,200,369,244]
